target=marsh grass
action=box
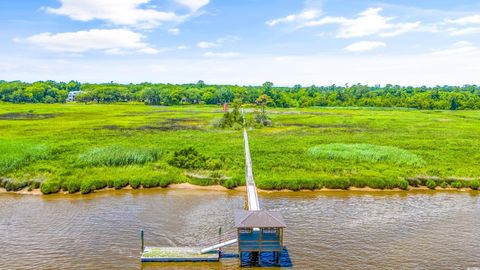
[307,143,425,167]
[0,140,49,174]
[1,104,479,194]
[78,145,161,167]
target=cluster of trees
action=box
[1,80,480,110]
[0,80,79,103]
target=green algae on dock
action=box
[141,247,219,262]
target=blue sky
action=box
[1,0,480,86]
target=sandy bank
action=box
[1,183,477,196]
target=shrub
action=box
[407,178,421,187]
[113,179,129,189]
[4,180,26,191]
[350,178,368,188]
[257,179,280,190]
[210,118,225,128]
[80,180,95,194]
[28,180,41,189]
[426,179,437,189]
[141,178,159,188]
[281,179,319,190]
[65,180,81,193]
[78,145,161,167]
[469,180,479,190]
[129,178,141,189]
[107,179,114,188]
[324,178,350,190]
[158,177,171,188]
[168,147,207,169]
[450,181,463,189]
[439,181,448,188]
[396,179,409,190]
[92,179,107,190]
[41,181,60,194]
[285,181,302,191]
[206,158,223,170]
[27,181,40,191]
[366,178,386,189]
[223,178,237,189]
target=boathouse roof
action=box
[234,210,286,228]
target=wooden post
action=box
[218,227,222,255]
[140,229,144,252]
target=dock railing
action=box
[242,109,260,211]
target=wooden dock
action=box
[140,109,290,267]
[242,109,260,211]
[141,247,219,262]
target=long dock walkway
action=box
[243,122,260,211]
[200,110,260,254]
[143,109,264,259]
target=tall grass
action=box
[307,143,426,167]
[0,140,49,174]
[1,104,479,193]
[78,145,161,167]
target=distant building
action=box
[66,91,83,102]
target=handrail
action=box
[242,109,260,211]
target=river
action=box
[1,189,479,269]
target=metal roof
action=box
[234,210,286,228]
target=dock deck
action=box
[141,247,219,262]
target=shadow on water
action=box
[239,247,293,268]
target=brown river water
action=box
[1,189,479,270]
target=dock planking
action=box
[141,247,219,262]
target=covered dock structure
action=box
[235,209,286,266]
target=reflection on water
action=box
[0,189,479,269]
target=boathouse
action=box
[234,209,286,266]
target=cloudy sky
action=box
[1,0,480,86]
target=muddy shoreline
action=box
[1,182,477,196]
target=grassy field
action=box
[0,103,479,194]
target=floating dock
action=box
[141,247,219,262]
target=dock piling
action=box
[141,229,144,252]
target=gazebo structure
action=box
[234,209,286,266]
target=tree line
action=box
[1,80,480,110]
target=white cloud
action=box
[197,41,218,49]
[45,0,191,28]
[444,14,480,35]
[447,15,480,25]
[344,41,386,52]
[448,27,480,35]
[175,0,209,12]
[266,9,321,26]
[168,28,180,35]
[431,41,477,55]
[197,35,239,49]
[203,51,240,58]
[19,29,160,54]
[332,8,420,38]
[379,22,421,37]
[280,7,420,38]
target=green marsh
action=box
[0,103,479,193]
